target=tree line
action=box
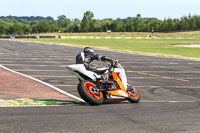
[1,11,200,35]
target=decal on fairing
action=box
[117,90,128,97]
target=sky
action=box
[0,0,200,20]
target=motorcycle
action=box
[66,62,140,105]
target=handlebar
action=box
[108,62,119,72]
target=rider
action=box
[76,47,118,82]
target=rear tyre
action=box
[126,84,140,103]
[77,80,104,105]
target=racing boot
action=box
[98,73,113,85]
[127,84,134,91]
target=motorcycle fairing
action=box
[114,67,127,90]
[66,64,101,81]
[106,72,129,97]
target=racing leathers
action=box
[76,52,116,81]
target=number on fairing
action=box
[117,90,128,97]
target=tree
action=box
[57,15,67,21]
[48,21,59,32]
[2,13,200,34]
[167,19,176,31]
[151,19,162,32]
[49,24,59,32]
[23,25,32,34]
[0,25,7,35]
[81,11,94,32]
[180,17,189,31]
[57,15,72,32]
[126,22,135,32]
[69,19,81,32]
[134,14,145,32]
[189,15,198,29]
[111,21,126,32]
[73,22,81,32]
[32,20,50,33]
[7,23,25,35]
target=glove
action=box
[112,59,118,65]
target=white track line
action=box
[0,65,85,103]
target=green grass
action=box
[34,31,200,38]
[19,38,200,60]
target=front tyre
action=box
[126,87,140,103]
[77,80,104,105]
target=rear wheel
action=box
[77,80,104,105]
[126,84,140,103]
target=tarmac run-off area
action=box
[0,40,200,133]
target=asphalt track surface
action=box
[0,40,200,133]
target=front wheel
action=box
[126,85,140,103]
[77,80,104,105]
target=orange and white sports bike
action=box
[66,62,140,105]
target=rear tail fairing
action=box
[66,64,101,81]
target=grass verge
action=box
[17,38,200,60]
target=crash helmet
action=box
[83,47,94,54]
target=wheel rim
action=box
[84,82,102,100]
[128,88,139,99]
